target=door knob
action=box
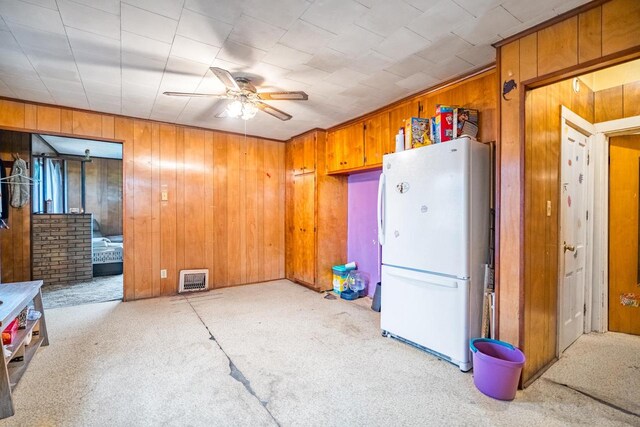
[563,241,576,252]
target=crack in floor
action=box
[184,296,281,427]
[543,378,640,418]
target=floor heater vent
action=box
[179,269,209,293]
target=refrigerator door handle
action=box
[388,269,460,289]
[377,172,385,245]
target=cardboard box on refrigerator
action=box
[404,117,432,149]
[434,105,455,143]
[454,108,479,139]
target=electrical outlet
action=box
[160,269,167,279]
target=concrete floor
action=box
[42,274,123,309]
[2,280,638,426]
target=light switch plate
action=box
[160,269,167,279]
[547,201,551,217]
[161,191,168,201]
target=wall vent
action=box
[178,269,209,293]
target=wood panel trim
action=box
[0,96,287,144]
[493,0,610,48]
[521,45,640,89]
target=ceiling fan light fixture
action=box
[241,102,258,120]
[226,99,243,118]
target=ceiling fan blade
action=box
[256,101,292,121]
[210,67,240,91]
[163,91,228,98]
[257,91,308,101]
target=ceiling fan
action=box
[163,67,308,121]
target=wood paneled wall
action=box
[497,0,640,384]
[0,99,285,299]
[594,80,640,121]
[523,79,594,382]
[68,158,123,236]
[0,130,30,283]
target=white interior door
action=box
[559,124,589,353]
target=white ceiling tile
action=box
[360,70,402,88]
[346,50,392,74]
[228,15,287,51]
[122,0,183,20]
[170,35,220,65]
[456,43,495,66]
[176,8,232,47]
[427,55,473,80]
[8,22,71,55]
[356,0,421,37]
[451,0,501,18]
[305,48,349,73]
[395,72,439,90]
[279,19,335,55]
[242,0,311,29]
[13,87,55,103]
[552,0,590,15]
[122,31,171,61]
[41,76,84,94]
[2,73,48,91]
[183,0,242,25]
[322,67,368,88]
[374,27,431,60]
[327,26,383,57]
[0,17,7,31]
[30,57,80,81]
[501,0,558,22]
[121,54,166,88]
[453,6,521,45]
[402,0,440,12]
[263,43,313,70]
[76,61,120,86]
[0,0,65,34]
[408,0,474,42]
[285,65,330,85]
[301,0,368,34]
[83,79,121,96]
[67,27,120,61]
[158,56,211,94]
[216,40,267,67]
[340,83,386,100]
[58,0,120,40]
[384,54,432,78]
[70,0,120,15]
[122,3,178,43]
[21,0,56,10]
[414,34,471,63]
[0,78,15,97]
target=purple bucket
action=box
[470,338,525,400]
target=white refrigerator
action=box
[377,137,489,371]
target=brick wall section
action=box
[32,214,92,286]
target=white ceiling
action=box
[0,0,590,140]
[39,134,123,159]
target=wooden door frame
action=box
[557,107,596,356]
[591,115,640,333]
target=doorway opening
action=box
[31,134,124,308]
[524,58,640,409]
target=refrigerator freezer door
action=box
[381,138,470,278]
[380,265,471,370]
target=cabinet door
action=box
[292,173,316,286]
[364,112,390,166]
[303,133,316,174]
[291,137,304,175]
[301,173,316,285]
[325,130,342,173]
[327,124,364,172]
[292,174,306,278]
